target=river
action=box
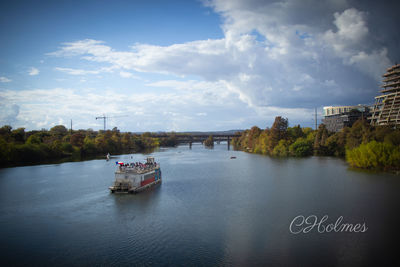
[0,143,399,266]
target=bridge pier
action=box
[227,136,230,150]
[189,142,192,149]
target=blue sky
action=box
[1,0,399,131]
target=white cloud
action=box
[47,39,108,57]
[55,67,100,75]
[29,67,39,76]
[0,83,315,131]
[254,105,313,123]
[348,48,392,81]
[49,10,385,111]
[146,79,229,95]
[330,8,369,45]
[50,38,230,80]
[119,71,132,78]
[0,76,12,83]
[322,8,391,81]
[119,71,141,79]
[55,66,115,75]
[0,86,231,131]
[119,71,133,78]
[293,85,303,92]
[45,0,396,128]
[323,80,337,87]
[50,37,317,108]
[0,102,19,125]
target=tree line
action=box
[232,117,400,172]
[0,125,178,167]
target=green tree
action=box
[159,133,178,147]
[314,124,329,155]
[236,129,250,150]
[269,116,288,153]
[383,131,400,146]
[289,138,313,157]
[346,119,372,149]
[325,134,340,156]
[204,135,214,147]
[131,135,145,152]
[82,136,97,155]
[287,125,304,142]
[61,142,74,154]
[26,133,42,145]
[11,128,26,143]
[110,132,122,152]
[0,136,10,165]
[247,126,262,151]
[70,132,85,147]
[346,141,400,171]
[272,139,289,157]
[94,133,107,153]
[302,127,314,136]
[0,125,12,134]
[372,125,392,142]
[142,132,151,138]
[0,125,12,141]
[336,127,349,157]
[50,125,68,136]
[256,131,270,155]
[313,124,329,156]
[121,132,133,149]
[140,133,158,149]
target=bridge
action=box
[152,133,241,149]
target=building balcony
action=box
[383,69,400,77]
[386,64,400,71]
[383,76,400,83]
[382,81,400,88]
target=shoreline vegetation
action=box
[0,125,178,168]
[204,135,214,147]
[232,116,400,172]
[1,118,399,172]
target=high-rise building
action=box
[369,64,400,127]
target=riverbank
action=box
[232,117,400,172]
[0,125,178,168]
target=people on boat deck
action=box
[117,160,158,171]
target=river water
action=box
[0,143,399,266]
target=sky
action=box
[0,0,399,132]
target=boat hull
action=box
[109,178,162,194]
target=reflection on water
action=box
[0,143,399,266]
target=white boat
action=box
[109,157,162,194]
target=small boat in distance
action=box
[230,156,237,159]
[109,157,162,194]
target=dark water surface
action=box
[1,144,399,266]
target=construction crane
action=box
[95,114,127,131]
